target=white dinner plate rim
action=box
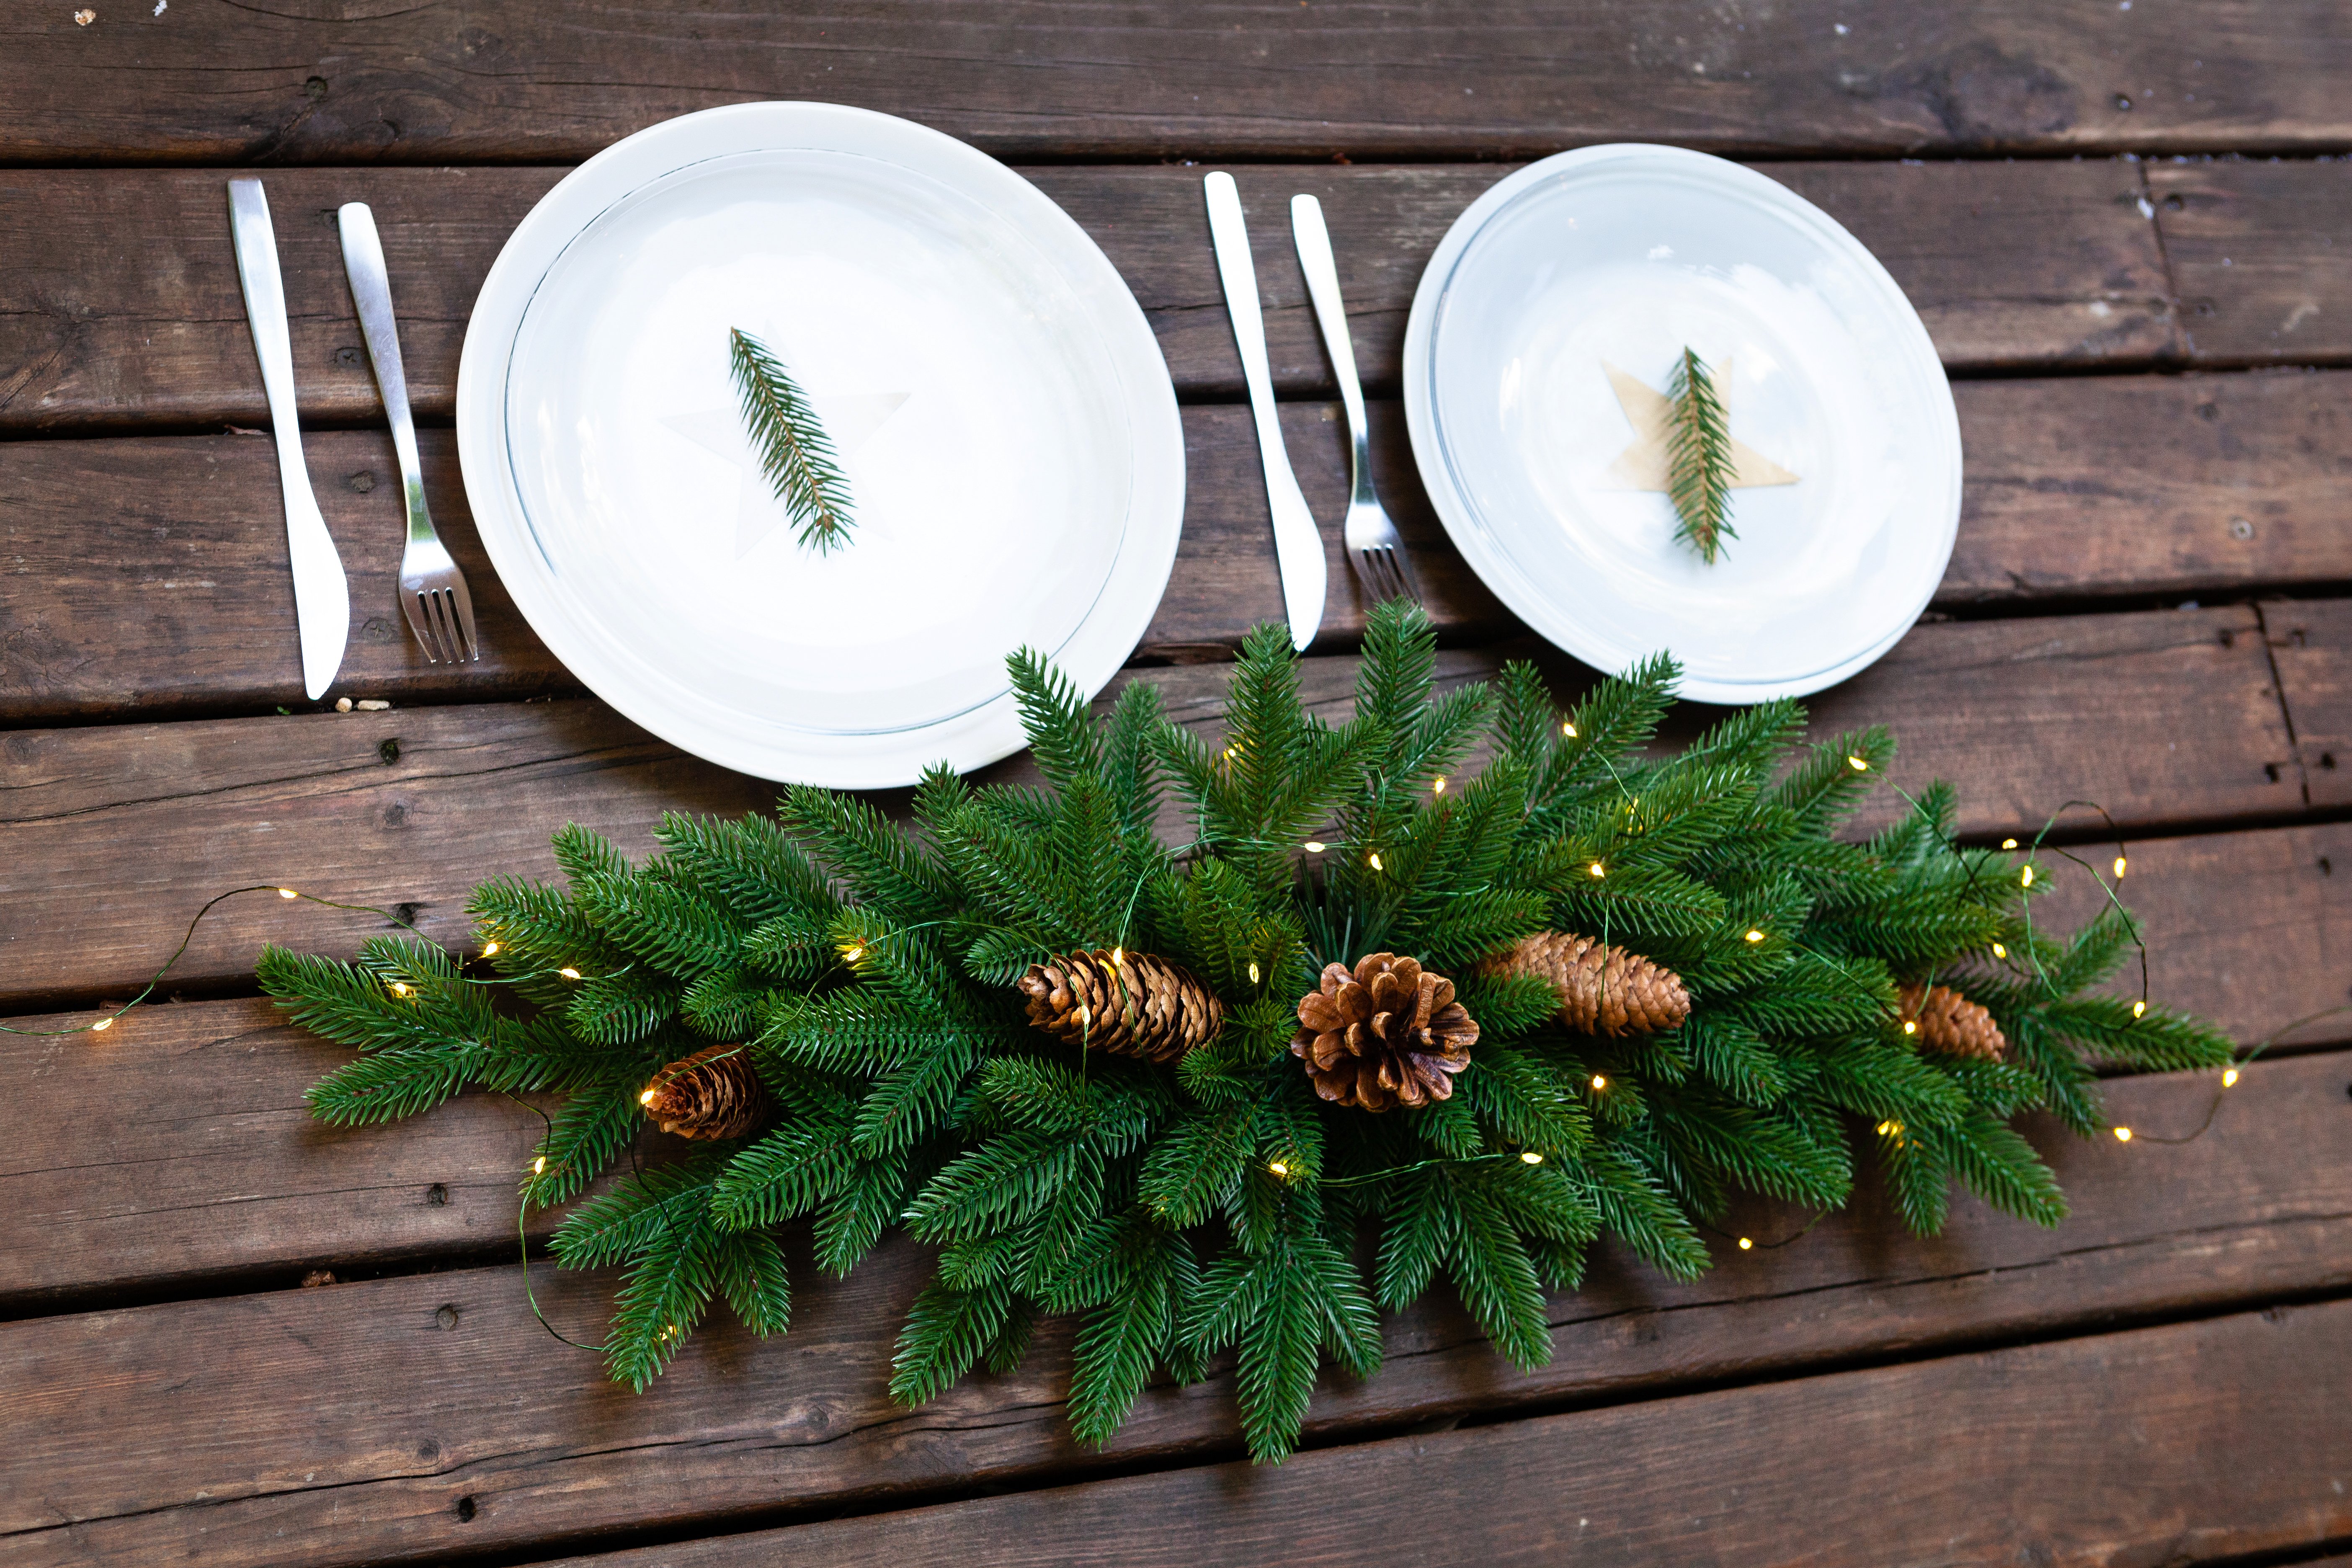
[1400,142,1960,706]
[456,101,1184,787]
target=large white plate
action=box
[458,103,1184,787]
[1403,144,1960,704]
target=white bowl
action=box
[1403,144,1960,704]
[458,103,1185,786]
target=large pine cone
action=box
[642,1043,770,1140]
[1899,983,2006,1062]
[1018,949,1224,1063]
[1485,931,1690,1036]
[1290,953,1479,1112]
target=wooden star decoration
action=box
[1599,359,1798,492]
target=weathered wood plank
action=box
[0,160,2172,433]
[534,1299,2352,1568]
[0,607,2298,1009]
[8,809,2342,1308]
[2264,598,2352,811]
[1943,370,2352,605]
[3,3,2346,164]
[11,371,2346,722]
[4,1050,2344,1568]
[2150,157,2352,366]
[0,998,557,1311]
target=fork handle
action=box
[337,203,436,545]
[1290,194,1374,506]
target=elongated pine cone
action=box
[1485,931,1690,1036]
[1019,949,1224,1063]
[1290,953,1480,1112]
[642,1043,771,1140]
[1899,983,2006,1062]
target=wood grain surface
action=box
[532,1298,2352,1568]
[2264,597,2352,811]
[2149,157,2352,366]
[0,998,559,1310]
[0,157,2183,433]
[3,1047,2344,1567]
[4,3,2349,164]
[10,375,2349,723]
[0,606,2303,1009]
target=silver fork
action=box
[337,202,480,663]
[1290,193,1422,607]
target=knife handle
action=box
[1204,171,1326,649]
[228,176,350,700]
[227,178,307,487]
[336,203,433,543]
[1204,173,1291,474]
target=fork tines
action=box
[403,580,480,663]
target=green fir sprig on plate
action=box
[728,327,856,555]
[1666,347,1736,565]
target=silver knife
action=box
[1204,172,1326,652]
[228,177,350,701]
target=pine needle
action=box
[1666,348,1736,565]
[729,327,856,554]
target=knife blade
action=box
[1204,172,1326,652]
[228,177,350,701]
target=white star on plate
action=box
[1597,359,1798,492]
[663,391,911,558]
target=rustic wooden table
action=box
[4,5,2351,1564]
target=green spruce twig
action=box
[1666,347,1736,565]
[729,327,856,554]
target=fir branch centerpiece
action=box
[260,603,2231,1461]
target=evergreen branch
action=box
[1666,347,1736,565]
[729,327,856,554]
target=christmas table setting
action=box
[3,8,2351,1565]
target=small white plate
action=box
[458,103,1184,787]
[1403,144,1960,704]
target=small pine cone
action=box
[1289,953,1480,1113]
[642,1043,771,1140]
[1484,931,1690,1036]
[1018,949,1224,1063]
[1899,983,2006,1062]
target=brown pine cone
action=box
[1018,949,1224,1063]
[1899,983,2006,1062]
[1289,953,1480,1112]
[641,1043,771,1140]
[1484,931,1690,1036]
